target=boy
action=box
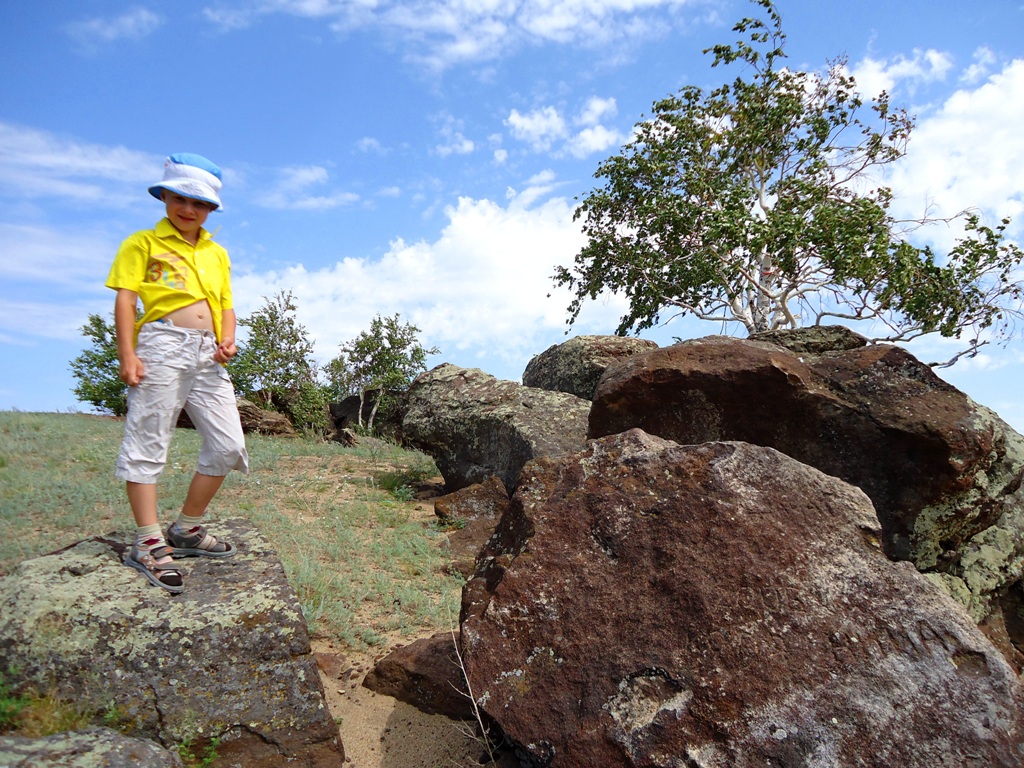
[107,153,249,593]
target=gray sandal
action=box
[166,524,235,558]
[125,543,184,593]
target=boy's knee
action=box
[198,442,249,476]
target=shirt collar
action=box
[155,217,211,243]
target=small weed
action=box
[434,517,467,533]
[10,690,94,738]
[391,484,415,502]
[178,734,221,768]
[0,675,29,732]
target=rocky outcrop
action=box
[434,476,512,578]
[0,727,182,768]
[362,632,473,720]
[329,390,403,440]
[522,334,658,400]
[460,429,1024,768]
[177,398,296,436]
[401,364,590,492]
[588,330,1024,622]
[236,398,297,436]
[0,518,343,768]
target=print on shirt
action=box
[146,253,188,290]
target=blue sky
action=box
[1,0,1023,429]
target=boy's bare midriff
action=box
[162,300,216,333]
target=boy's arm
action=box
[114,289,145,386]
[214,308,237,364]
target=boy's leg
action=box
[125,481,184,592]
[168,338,248,557]
[167,472,234,556]
[116,324,190,591]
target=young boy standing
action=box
[107,153,249,593]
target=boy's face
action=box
[162,192,214,241]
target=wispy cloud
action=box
[433,114,476,157]
[203,0,706,69]
[0,123,156,206]
[256,164,361,210]
[65,7,164,52]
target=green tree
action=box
[555,0,1023,365]
[70,312,129,416]
[230,290,329,435]
[326,314,438,433]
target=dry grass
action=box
[0,411,462,651]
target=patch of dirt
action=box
[313,635,500,768]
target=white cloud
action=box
[849,48,954,100]
[0,123,157,207]
[230,188,624,380]
[576,96,618,127]
[256,164,361,210]
[432,113,476,157]
[886,59,1024,249]
[506,99,626,158]
[65,7,164,49]
[206,0,701,69]
[566,124,625,158]
[506,106,568,151]
[961,46,998,85]
[0,223,116,287]
[356,137,386,154]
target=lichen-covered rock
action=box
[461,430,1024,767]
[0,518,343,767]
[402,363,590,492]
[589,332,1024,623]
[522,335,658,400]
[0,727,182,768]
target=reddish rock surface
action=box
[461,430,1024,767]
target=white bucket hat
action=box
[148,153,223,210]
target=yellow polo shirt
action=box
[106,218,234,344]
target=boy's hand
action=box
[214,338,237,364]
[119,353,145,387]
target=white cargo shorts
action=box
[115,321,249,484]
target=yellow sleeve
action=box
[105,231,149,292]
[220,257,234,311]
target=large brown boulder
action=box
[588,330,1024,622]
[401,363,590,492]
[460,430,1024,767]
[522,334,658,400]
[0,518,343,767]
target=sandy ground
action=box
[313,636,503,768]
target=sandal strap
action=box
[171,524,228,552]
[148,544,174,561]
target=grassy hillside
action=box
[0,411,462,651]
